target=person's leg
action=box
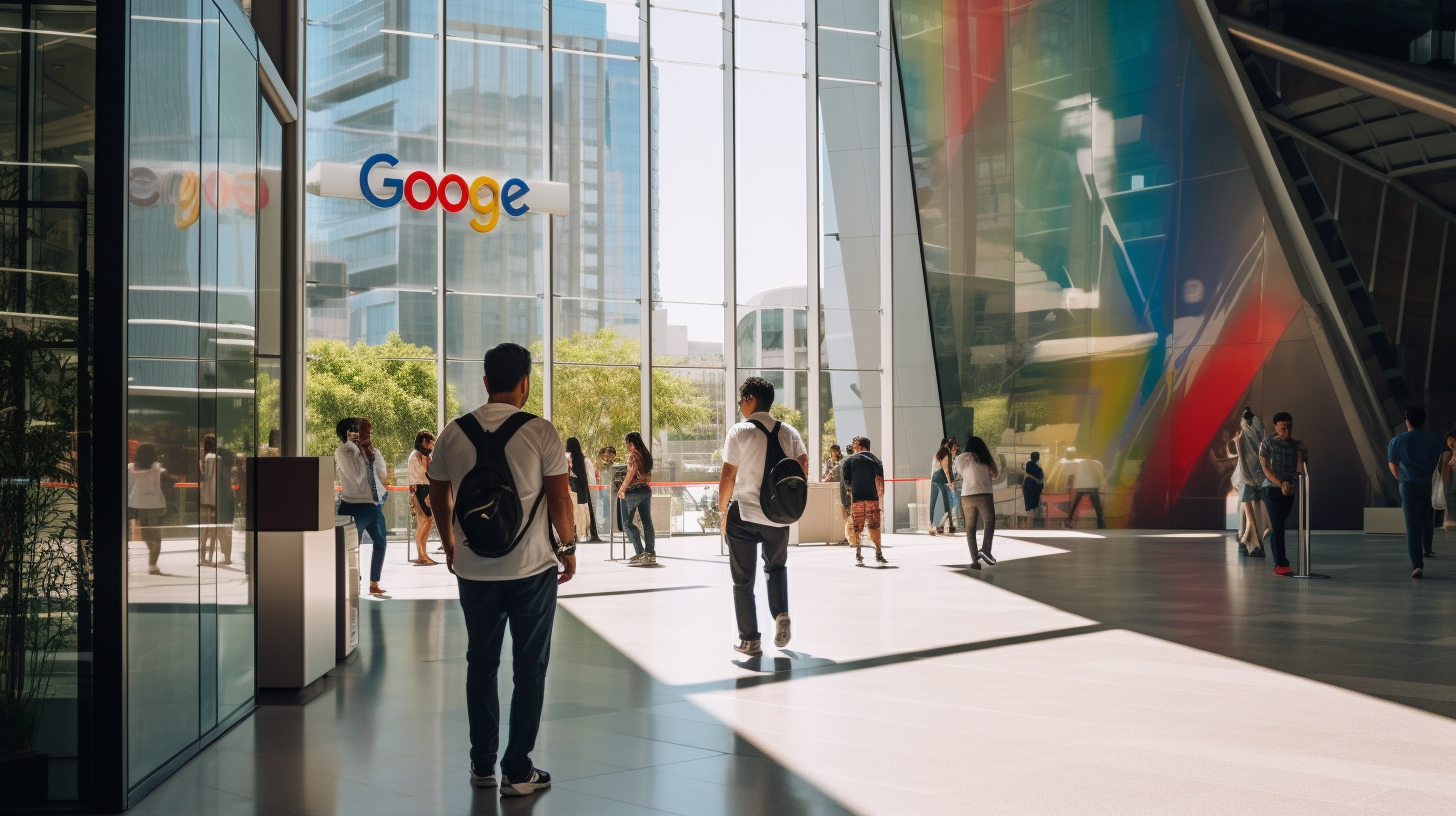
[759,521,790,621]
[1419,489,1435,558]
[867,501,882,554]
[1400,483,1426,570]
[975,494,995,555]
[457,577,509,773]
[142,510,162,567]
[364,504,388,583]
[725,506,761,640]
[960,496,980,565]
[636,492,656,555]
[621,493,644,555]
[1263,487,1292,568]
[501,567,558,781]
[1090,491,1106,528]
[850,502,867,560]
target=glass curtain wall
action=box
[125,0,260,792]
[0,1,95,806]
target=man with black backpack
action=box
[426,343,578,799]
[717,377,809,656]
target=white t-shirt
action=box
[1070,458,1106,491]
[407,450,430,486]
[954,452,994,496]
[200,453,219,507]
[427,403,567,581]
[128,463,167,510]
[722,412,808,527]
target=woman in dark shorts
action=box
[407,430,439,565]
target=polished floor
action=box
[130,528,1456,815]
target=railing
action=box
[1293,464,1328,579]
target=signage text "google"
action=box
[359,153,528,233]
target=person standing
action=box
[426,342,577,798]
[199,434,220,566]
[407,431,439,566]
[1259,412,1308,576]
[565,437,596,544]
[129,443,167,576]
[929,444,956,536]
[822,444,844,482]
[594,446,617,528]
[842,437,887,564]
[1441,431,1456,531]
[1023,451,1045,529]
[335,417,390,596]
[955,435,999,569]
[1388,405,1446,578]
[617,432,659,566]
[718,377,809,656]
[1235,409,1268,558]
[1066,458,1107,528]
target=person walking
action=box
[1234,408,1268,558]
[565,437,594,545]
[1389,405,1445,578]
[1258,411,1307,576]
[718,376,808,656]
[955,435,999,569]
[1023,451,1045,529]
[618,432,659,566]
[842,437,887,564]
[407,431,439,566]
[335,416,391,596]
[129,443,167,576]
[426,342,577,798]
[1066,458,1107,528]
[929,444,956,536]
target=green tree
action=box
[303,334,459,464]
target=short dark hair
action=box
[335,417,359,442]
[414,430,435,448]
[739,376,774,413]
[484,342,532,395]
[1030,451,1040,461]
[852,436,871,451]
[1406,405,1427,427]
[1272,411,1293,426]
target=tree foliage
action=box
[303,334,459,464]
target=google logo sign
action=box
[360,153,531,233]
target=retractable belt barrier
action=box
[1293,465,1329,579]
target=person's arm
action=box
[718,464,737,517]
[940,458,953,481]
[618,458,638,499]
[544,473,577,584]
[1444,450,1455,481]
[876,475,884,501]
[1388,461,1400,480]
[1260,455,1283,491]
[427,475,456,572]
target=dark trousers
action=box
[725,503,789,641]
[1069,490,1105,527]
[457,567,557,779]
[1401,481,1433,569]
[1262,486,1295,568]
[338,501,387,582]
[621,485,655,555]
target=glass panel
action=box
[553,0,640,56]
[552,49,642,304]
[655,0,719,13]
[258,109,283,357]
[651,367,727,482]
[735,68,808,326]
[734,368,809,440]
[817,0,877,31]
[734,19,805,74]
[258,357,282,454]
[448,359,540,418]
[127,0,202,786]
[302,337,443,460]
[446,292,542,360]
[651,302,724,366]
[817,29,878,82]
[652,60,724,306]
[820,308,879,370]
[447,0,544,44]
[649,7,722,64]
[738,0,804,25]
[821,369,881,459]
[551,364,641,456]
[554,300,641,362]
[736,304,807,369]
[819,70,880,379]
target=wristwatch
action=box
[556,540,577,557]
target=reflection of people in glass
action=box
[407,430,439,566]
[129,443,167,576]
[1234,408,1268,558]
[200,434,219,566]
[955,435,998,569]
[1066,458,1107,529]
[1023,452,1045,528]
[336,417,390,595]
[929,443,956,535]
[199,434,237,566]
[619,432,658,565]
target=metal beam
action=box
[806,0,820,480]
[724,0,737,429]
[543,0,554,419]
[640,1,652,442]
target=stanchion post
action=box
[1293,465,1329,579]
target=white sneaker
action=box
[773,614,791,648]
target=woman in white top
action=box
[128,443,168,575]
[407,430,439,566]
[953,434,999,570]
[335,417,391,595]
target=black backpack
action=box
[453,412,542,558]
[748,419,807,523]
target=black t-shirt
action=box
[841,451,883,503]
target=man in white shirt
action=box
[335,417,390,595]
[426,342,577,799]
[1066,458,1107,529]
[717,377,808,656]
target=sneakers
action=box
[499,768,551,797]
[1248,547,1266,558]
[855,550,864,565]
[470,764,497,788]
[979,549,997,566]
[148,566,162,576]
[875,551,888,565]
[734,639,762,656]
[774,614,792,648]
[1238,545,1249,557]
[969,561,982,571]
[628,552,646,564]
[643,552,659,566]
[1273,565,1293,576]
[1413,567,1425,579]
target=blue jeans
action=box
[1262,486,1295,568]
[338,500,387,582]
[929,480,955,528]
[1401,481,1433,569]
[621,485,655,555]
[457,567,557,779]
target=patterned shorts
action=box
[850,500,881,533]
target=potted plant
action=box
[0,320,85,806]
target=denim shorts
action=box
[1238,484,1262,503]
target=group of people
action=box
[1230,407,1310,575]
[126,434,238,576]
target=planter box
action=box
[0,750,48,806]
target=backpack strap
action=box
[748,419,789,463]
[456,410,537,452]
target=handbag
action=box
[1434,455,1448,511]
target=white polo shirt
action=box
[722,411,808,527]
[428,403,567,581]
